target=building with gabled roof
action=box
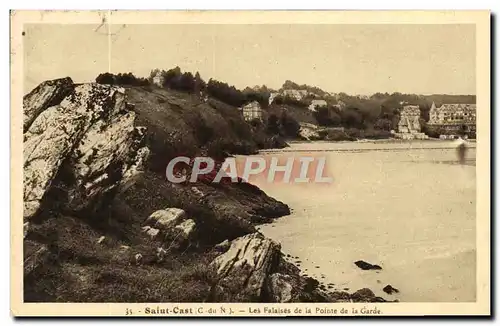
[239,101,263,122]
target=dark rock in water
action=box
[373,296,388,302]
[296,260,302,264]
[343,288,349,291]
[383,285,400,295]
[351,288,375,302]
[315,266,320,268]
[350,288,388,303]
[303,277,319,292]
[286,254,291,258]
[354,260,382,270]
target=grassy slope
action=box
[24,86,289,303]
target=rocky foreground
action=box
[23,78,386,303]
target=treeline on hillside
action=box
[281,80,329,97]
[95,72,150,86]
[94,70,475,140]
[95,68,269,108]
[261,111,301,139]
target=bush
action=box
[280,112,301,138]
[340,108,364,129]
[373,118,393,131]
[316,129,354,141]
[364,129,392,139]
[95,72,150,86]
[314,106,341,127]
[207,79,247,107]
[266,114,281,135]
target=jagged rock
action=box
[23,222,29,239]
[354,260,382,271]
[266,273,294,302]
[191,186,205,198]
[134,253,143,265]
[141,226,160,240]
[210,233,281,301]
[174,219,195,239]
[156,247,167,262]
[351,288,375,301]
[350,288,386,302]
[24,240,50,276]
[145,208,186,230]
[383,285,400,295]
[23,77,74,131]
[97,236,106,244]
[23,81,148,220]
[213,239,230,253]
[66,111,145,210]
[303,277,320,292]
[163,218,197,248]
[120,145,150,192]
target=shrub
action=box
[280,112,301,138]
[95,72,150,86]
[266,114,281,135]
[314,106,341,127]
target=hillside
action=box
[22,78,386,303]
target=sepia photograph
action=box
[11,10,490,316]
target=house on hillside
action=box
[427,102,476,137]
[239,101,263,122]
[308,99,327,112]
[397,105,421,133]
[269,92,279,106]
[393,105,428,140]
[282,89,308,101]
[151,70,164,87]
[428,102,476,125]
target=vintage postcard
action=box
[11,10,490,316]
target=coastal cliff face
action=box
[22,78,383,303]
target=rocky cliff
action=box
[22,78,384,303]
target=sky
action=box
[23,24,476,95]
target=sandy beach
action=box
[253,140,476,302]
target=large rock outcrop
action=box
[210,232,281,301]
[209,232,389,303]
[23,77,74,132]
[23,79,149,220]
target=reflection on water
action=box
[255,141,476,302]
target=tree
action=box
[95,73,115,85]
[340,108,364,129]
[313,106,341,127]
[194,71,206,94]
[280,112,301,138]
[163,66,182,88]
[178,72,196,92]
[266,114,281,135]
[206,79,247,107]
[373,118,393,131]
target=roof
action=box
[432,104,476,112]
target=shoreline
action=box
[254,141,476,302]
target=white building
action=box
[239,101,263,122]
[308,99,327,112]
